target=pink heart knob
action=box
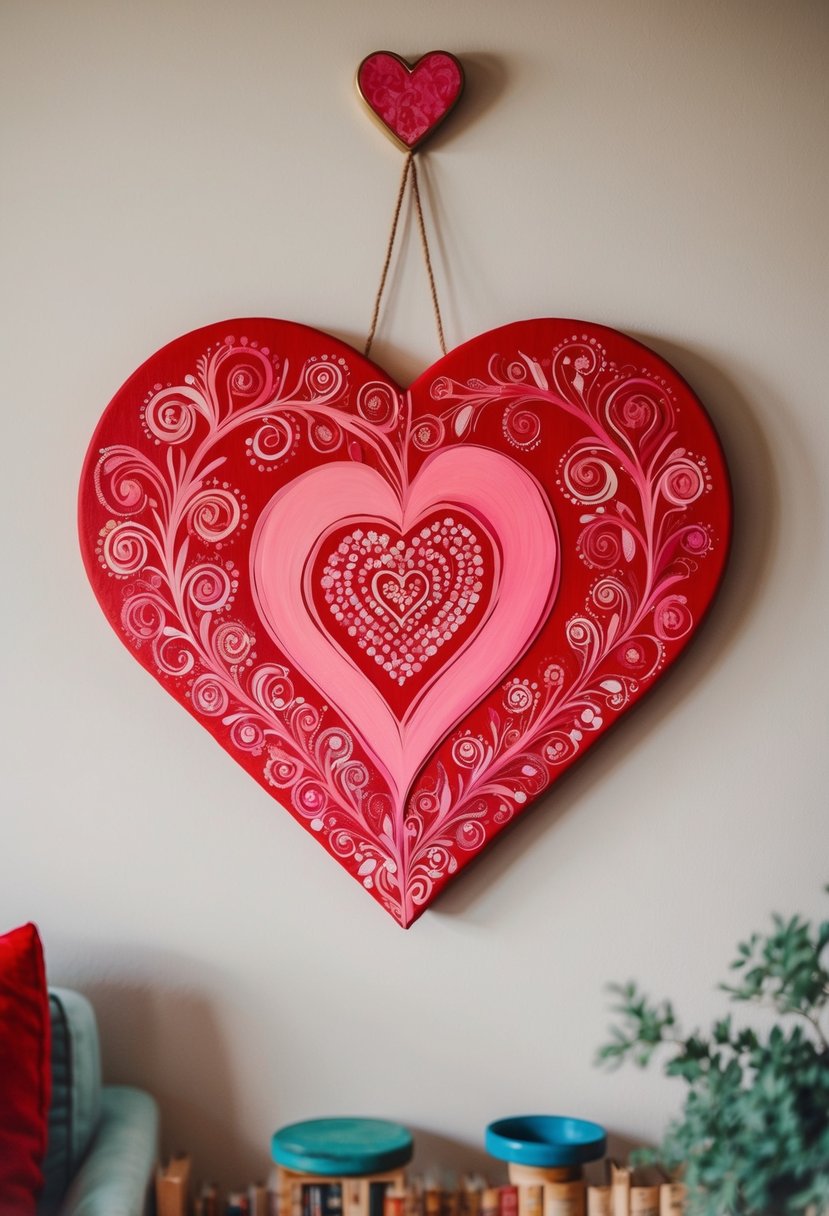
[357,51,464,150]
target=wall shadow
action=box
[428,53,511,152]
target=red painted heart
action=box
[78,319,731,926]
[357,51,464,150]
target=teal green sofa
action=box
[38,989,159,1216]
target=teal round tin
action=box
[272,1117,414,1177]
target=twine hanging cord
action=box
[364,151,447,359]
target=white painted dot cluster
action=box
[321,518,486,687]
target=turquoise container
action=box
[485,1115,606,1168]
[272,1117,414,1177]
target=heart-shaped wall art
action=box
[357,51,464,150]
[79,319,731,926]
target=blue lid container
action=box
[272,1117,414,1177]
[485,1115,606,1167]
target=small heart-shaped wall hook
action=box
[356,51,465,151]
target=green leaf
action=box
[595,882,829,1216]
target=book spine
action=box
[385,1193,407,1216]
[499,1186,519,1216]
[326,1185,344,1216]
[201,1183,220,1216]
[307,1184,327,1216]
[248,1185,268,1216]
[544,1181,586,1216]
[156,1157,192,1216]
[344,1179,370,1216]
[630,1187,659,1216]
[610,1166,630,1216]
[586,1185,611,1216]
[462,1179,484,1216]
[370,1181,393,1216]
[519,1186,544,1216]
[406,1178,425,1216]
[658,1184,685,1216]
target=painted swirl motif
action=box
[79,320,731,926]
[319,516,489,689]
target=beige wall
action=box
[2,0,827,1188]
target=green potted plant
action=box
[597,888,829,1216]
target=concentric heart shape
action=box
[251,448,558,810]
[79,319,731,926]
[357,51,464,149]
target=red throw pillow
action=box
[0,923,51,1216]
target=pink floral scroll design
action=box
[93,336,412,912]
[398,336,718,914]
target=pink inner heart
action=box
[358,51,463,148]
[370,568,431,627]
[251,447,560,817]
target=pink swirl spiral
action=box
[328,829,359,859]
[580,522,623,569]
[564,450,619,503]
[303,359,345,398]
[309,419,342,453]
[504,680,535,713]
[191,673,230,716]
[144,387,200,443]
[653,594,693,640]
[658,458,705,506]
[357,381,398,428]
[264,748,303,789]
[121,593,165,641]
[250,416,294,463]
[186,489,241,543]
[316,727,353,765]
[452,735,486,768]
[412,414,445,451]
[102,523,149,576]
[213,620,252,665]
[410,788,440,817]
[230,719,265,752]
[251,665,294,712]
[342,761,370,791]
[94,450,161,514]
[183,564,231,612]
[294,778,328,817]
[455,819,486,850]
[680,525,711,555]
[592,576,630,612]
[155,634,195,677]
[502,405,542,450]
